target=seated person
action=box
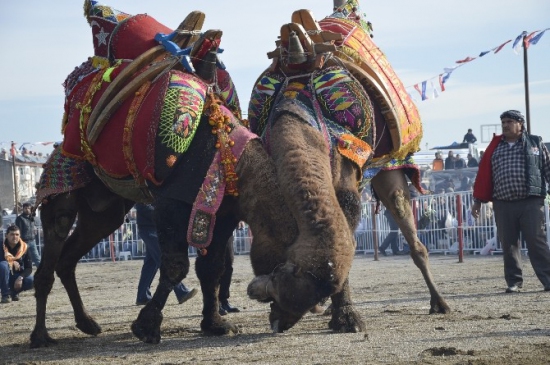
[0,225,34,303]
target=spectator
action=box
[466,153,479,168]
[135,203,198,306]
[15,202,40,267]
[219,227,241,315]
[472,109,550,293]
[1,225,34,303]
[432,152,444,171]
[444,151,455,170]
[378,208,403,256]
[463,128,477,144]
[454,154,466,169]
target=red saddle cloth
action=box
[62,64,174,181]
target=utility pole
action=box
[522,32,531,134]
[11,141,20,214]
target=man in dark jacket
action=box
[1,225,34,303]
[15,202,40,267]
[472,110,550,293]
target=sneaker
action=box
[1,296,11,304]
[178,288,198,305]
[11,293,19,301]
[505,285,521,293]
[135,299,150,306]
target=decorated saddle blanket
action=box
[249,66,375,170]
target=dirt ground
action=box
[1,253,550,365]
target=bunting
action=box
[0,141,57,157]
[406,28,548,102]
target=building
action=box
[0,148,49,213]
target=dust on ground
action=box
[1,254,550,364]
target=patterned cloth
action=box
[35,147,93,206]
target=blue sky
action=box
[1,0,549,155]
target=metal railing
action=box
[3,192,549,262]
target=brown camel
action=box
[246,2,450,333]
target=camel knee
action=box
[386,190,409,220]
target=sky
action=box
[1,0,549,156]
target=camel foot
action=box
[75,315,102,336]
[269,302,302,333]
[429,297,451,314]
[131,304,163,344]
[30,327,58,348]
[201,314,240,336]
[328,304,366,333]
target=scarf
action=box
[3,240,27,274]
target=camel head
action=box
[248,261,334,332]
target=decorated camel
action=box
[30,1,298,347]
[246,0,450,332]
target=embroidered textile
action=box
[35,147,93,206]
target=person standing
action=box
[135,203,198,305]
[466,153,479,168]
[218,232,241,315]
[463,128,477,144]
[0,225,34,303]
[15,202,40,267]
[444,151,455,170]
[471,110,550,293]
[454,154,466,169]
[432,152,444,171]
[378,208,402,256]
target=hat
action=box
[500,110,525,123]
[84,0,131,59]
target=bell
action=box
[287,31,307,64]
[194,47,218,82]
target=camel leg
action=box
[56,193,132,335]
[30,184,132,348]
[131,197,238,344]
[30,192,78,348]
[328,156,366,332]
[371,169,450,314]
[328,278,366,332]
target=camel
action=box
[246,1,450,333]
[30,2,298,347]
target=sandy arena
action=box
[1,254,550,364]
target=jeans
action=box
[25,240,41,267]
[136,227,191,303]
[0,261,34,298]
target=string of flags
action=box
[406,28,549,102]
[0,141,56,157]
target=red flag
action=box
[438,74,446,92]
[456,56,476,64]
[10,142,16,157]
[493,39,512,54]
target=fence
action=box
[3,191,549,262]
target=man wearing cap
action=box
[471,110,550,293]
